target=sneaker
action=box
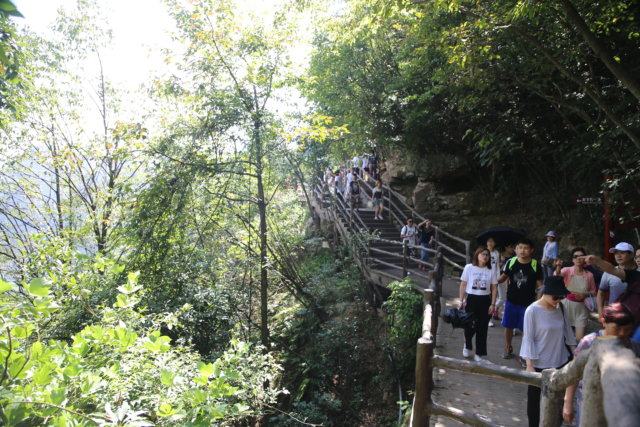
[518,356,527,369]
[488,320,495,327]
[462,346,473,358]
[473,355,484,362]
[513,329,519,336]
[501,346,513,359]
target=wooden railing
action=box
[313,177,441,284]
[355,175,470,271]
[410,287,543,426]
[409,292,639,426]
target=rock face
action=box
[412,181,435,213]
[382,157,415,184]
[379,152,606,252]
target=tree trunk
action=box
[254,114,271,351]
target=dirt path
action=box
[430,275,530,426]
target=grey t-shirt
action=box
[599,270,628,302]
[521,303,577,369]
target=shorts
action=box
[561,299,589,328]
[372,199,382,207]
[502,300,527,331]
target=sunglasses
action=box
[572,254,585,258]
[552,295,565,301]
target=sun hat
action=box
[545,231,556,238]
[609,242,634,253]
[541,276,570,295]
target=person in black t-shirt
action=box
[417,219,435,270]
[497,238,543,359]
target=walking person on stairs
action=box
[372,179,384,220]
[400,218,418,256]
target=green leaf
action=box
[115,293,139,308]
[33,364,53,385]
[63,363,81,377]
[31,341,44,357]
[197,362,215,377]
[4,404,28,425]
[8,353,28,378]
[11,324,34,338]
[161,369,175,386]
[0,279,13,292]
[157,403,177,417]
[49,388,66,406]
[234,403,250,413]
[26,278,50,297]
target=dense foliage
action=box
[305,0,640,226]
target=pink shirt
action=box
[557,266,596,300]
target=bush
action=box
[0,271,284,426]
[381,278,423,386]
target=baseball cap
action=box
[609,242,634,253]
[545,231,556,238]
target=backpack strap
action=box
[507,256,538,272]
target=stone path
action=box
[430,275,531,426]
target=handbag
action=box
[584,294,596,312]
[558,303,574,361]
[443,308,476,329]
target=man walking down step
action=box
[497,238,543,360]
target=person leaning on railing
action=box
[562,302,640,426]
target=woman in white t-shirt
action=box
[459,247,498,361]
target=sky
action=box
[13,0,176,90]
[8,0,317,141]
[12,0,315,90]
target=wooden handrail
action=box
[432,355,542,387]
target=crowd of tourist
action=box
[455,231,640,426]
[323,153,381,212]
[322,154,639,425]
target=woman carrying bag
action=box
[459,247,498,362]
[520,275,577,427]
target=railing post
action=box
[465,239,471,264]
[411,290,434,427]
[349,201,353,232]
[539,374,564,427]
[403,244,409,278]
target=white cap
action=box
[545,231,556,238]
[609,242,634,253]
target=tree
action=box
[0,3,148,280]
[162,0,303,350]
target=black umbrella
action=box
[475,226,525,248]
